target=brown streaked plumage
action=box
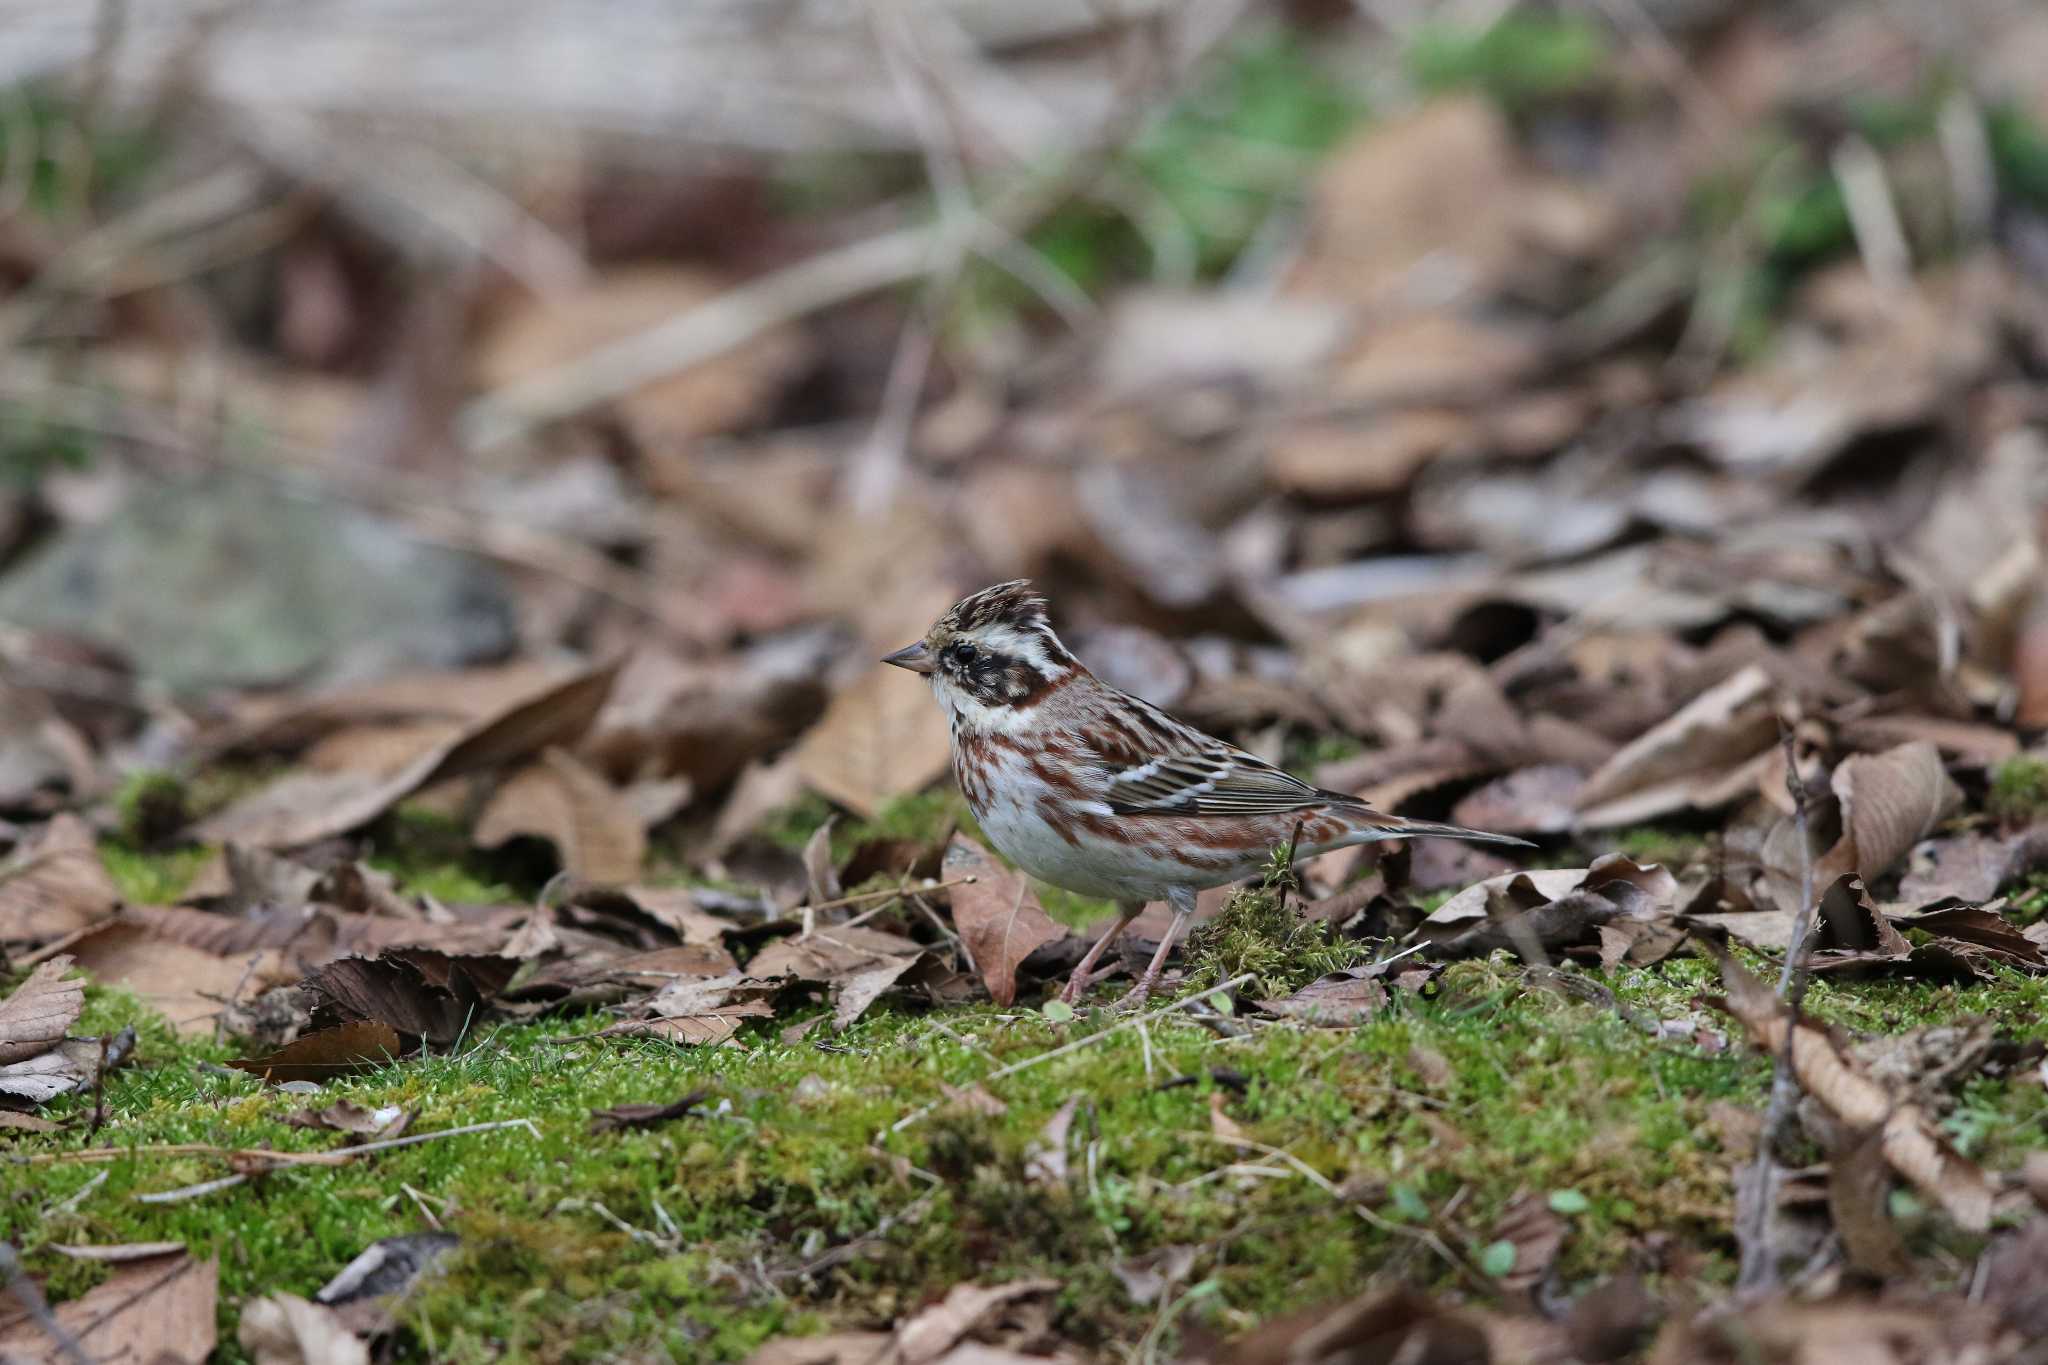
[884,581,1533,1006]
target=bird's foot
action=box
[1058,964,1117,1005]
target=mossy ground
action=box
[13,812,2048,1362]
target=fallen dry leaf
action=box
[286,1100,411,1141]
[1714,951,1992,1231]
[1207,1287,1492,1365]
[0,814,121,948]
[943,835,1067,1007]
[67,920,271,1037]
[198,657,624,848]
[1253,967,1389,1025]
[312,1231,462,1338]
[604,974,780,1047]
[1818,741,1963,885]
[308,952,519,1047]
[894,1279,1060,1365]
[589,1089,710,1133]
[473,746,646,884]
[0,1252,217,1365]
[474,265,809,445]
[0,954,83,1063]
[792,664,952,820]
[1573,666,1778,828]
[1488,1191,1567,1297]
[228,1020,404,1085]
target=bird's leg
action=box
[1120,885,1196,1010]
[1059,900,1145,1004]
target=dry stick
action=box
[1735,722,1821,1293]
[13,1117,539,1168]
[886,974,1256,1137]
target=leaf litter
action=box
[7,3,2048,1361]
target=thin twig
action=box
[887,974,1255,1137]
[1736,719,1820,1292]
[14,1118,539,1168]
[135,1173,249,1204]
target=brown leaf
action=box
[1573,666,1778,828]
[793,664,952,820]
[750,925,922,982]
[604,974,780,1047]
[942,836,1068,1007]
[1900,830,2048,906]
[285,1101,411,1141]
[589,1089,709,1133]
[0,1110,62,1133]
[473,747,646,884]
[1713,951,1992,1230]
[893,1279,1059,1365]
[832,955,925,1030]
[1647,1297,2003,1365]
[238,1292,371,1365]
[1819,741,1962,885]
[1253,968,1388,1025]
[67,921,271,1037]
[474,266,808,445]
[0,955,83,1063]
[0,1252,216,1365]
[198,657,623,847]
[1451,765,1585,835]
[1292,96,1521,306]
[1894,904,2048,971]
[309,952,518,1046]
[228,1020,404,1085]
[744,1332,893,1365]
[1488,1191,1567,1296]
[0,814,121,948]
[1827,1125,1914,1278]
[1209,1288,1492,1365]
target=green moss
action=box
[100,842,212,905]
[13,942,2048,1360]
[1989,756,2048,825]
[1408,13,1612,109]
[112,771,190,847]
[1185,854,1364,996]
[1605,826,1711,870]
[2009,873,2048,926]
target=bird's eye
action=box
[946,642,978,667]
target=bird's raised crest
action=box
[937,579,1049,634]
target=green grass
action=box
[11,949,2048,1362]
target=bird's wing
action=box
[1100,744,1335,817]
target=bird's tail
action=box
[1367,815,1536,849]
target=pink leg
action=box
[1119,886,1196,1010]
[1060,901,1145,1004]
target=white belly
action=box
[965,745,1270,901]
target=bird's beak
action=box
[880,640,936,675]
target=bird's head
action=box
[882,580,1080,716]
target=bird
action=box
[882,580,1534,1007]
